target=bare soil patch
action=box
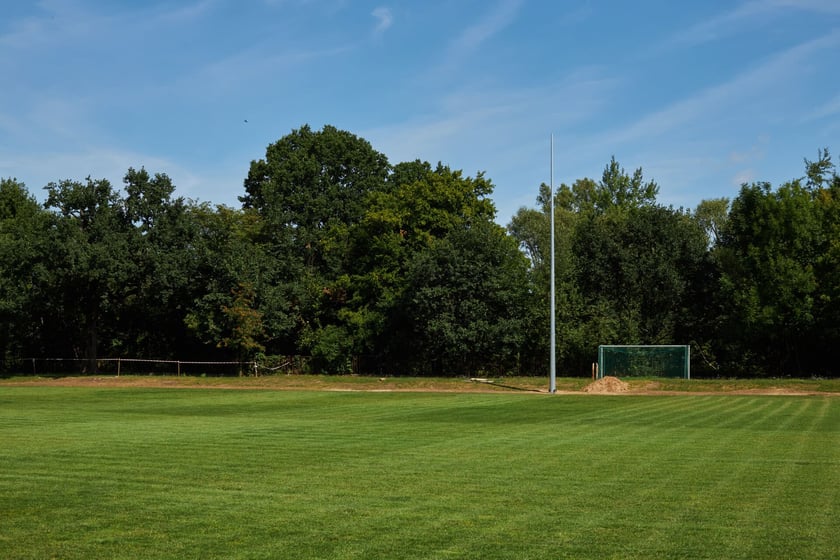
[2,375,838,395]
[582,376,629,393]
[0,375,545,393]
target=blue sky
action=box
[2,0,840,225]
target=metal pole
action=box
[686,345,691,380]
[550,135,556,393]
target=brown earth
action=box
[2,374,838,396]
[582,376,629,393]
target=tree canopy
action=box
[2,125,840,378]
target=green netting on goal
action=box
[598,345,690,379]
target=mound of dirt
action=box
[583,376,629,393]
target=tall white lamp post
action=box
[550,135,556,393]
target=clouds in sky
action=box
[371,7,393,34]
[2,1,839,222]
[596,30,840,148]
[667,0,840,47]
[451,0,523,53]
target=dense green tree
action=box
[573,205,706,352]
[804,148,835,190]
[185,205,297,361]
[241,124,390,272]
[218,282,266,365]
[694,197,730,246]
[508,181,582,373]
[119,168,201,358]
[341,163,503,373]
[508,205,548,269]
[400,220,533,375]
[43,177,134,371]
[0,179,51,364]
[6,128,840,379]
[510,159,704,375]
[813,165,840,360]
[716,179,823,375]
[240,125,391,369]
[585,157,659,213]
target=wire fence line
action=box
[4,355,386,377]
[10,358,261,377]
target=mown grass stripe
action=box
[0,388,838,559]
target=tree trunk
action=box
[85,316,98,374]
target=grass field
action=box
[1,385,838,559]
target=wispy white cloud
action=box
[731,168,756,187]
[450,0,524,54]
[361,69,617,220]
[0,1,104,50]
[0,1,212,55]
[669,0,840,48]
[371,7,393,34]
[559,31,840,208]
[154,0,218,24]
[0,143,245,204]
[420,0,524,82]
[555,0,593,27]
[364,69,613,163]
[729,136,769,165]
[721,136,771,188]
[178,43,353,100]
[0,112,22,138]
[760,0,840,14]
[591,30,840,150]
[1,147,171,190]
[802,92,840,121]
[530,20,840,210]
[0,88,104,164]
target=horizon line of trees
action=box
[1,125,839,378]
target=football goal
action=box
[597,345,690,379]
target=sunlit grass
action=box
[1,388,838,559]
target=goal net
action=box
[598,345,690,379]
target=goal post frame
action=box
[597,345,690,379]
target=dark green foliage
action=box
[553,157,659,215]
[4,128,840,377]
[342,163,525,375]
[42,177,134,370]
[120,168,202,358]
[714,168,839,376]
[398,221,533,375]
[242,124,390,274]
[0,179,52,364]
[574,205,708,345]
[510,161,707,376]
[694,197,730,246]
[239,125,393,371]
[185,205,298,360]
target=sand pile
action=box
[583,376,629,393]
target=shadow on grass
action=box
[469,378,544,393]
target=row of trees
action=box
[1,125,838,376]
[512,150,840,377]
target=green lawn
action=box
[1,388,838,559]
